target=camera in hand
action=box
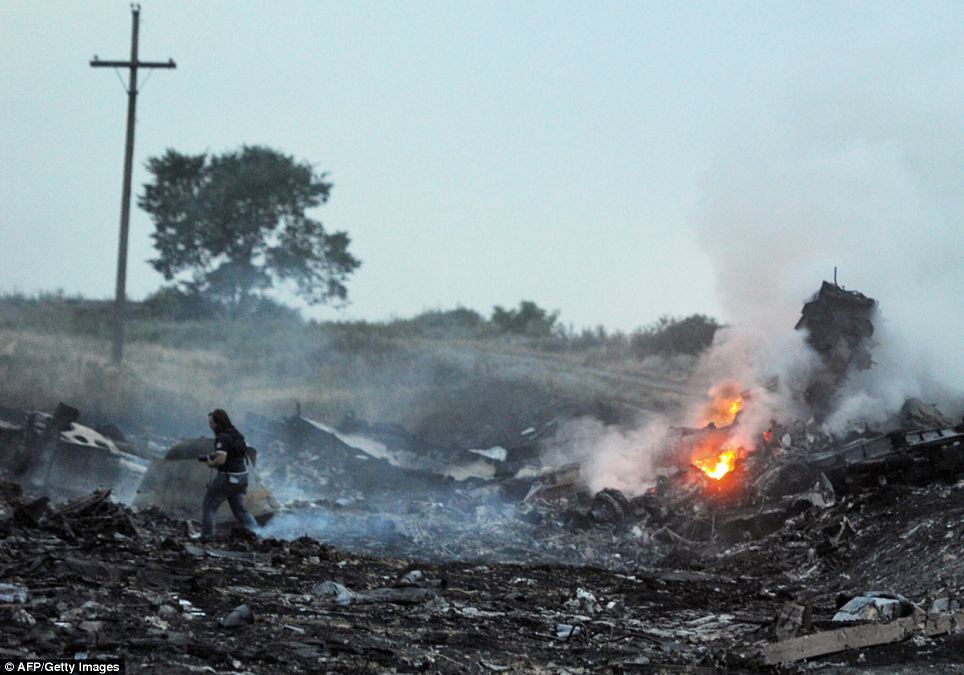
[198,454,210,462]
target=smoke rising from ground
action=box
[692,9,963,395]
[689,327,817,445]
[542,327,824,497]
[827,317,963,433]
[689,8,962,433]
[542,416,670,497]
[545,15,963,494]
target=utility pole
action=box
[91,4,175,365]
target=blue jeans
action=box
[201,472,258,538]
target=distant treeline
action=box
[0,291,721,359]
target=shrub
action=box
[630,314,720,358]
[142,286,301,322]
[491,301,559,337]
[383,307,488,339]
[142,287,219,321]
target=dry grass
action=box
[0,329,224,432]
[0,313,699,441]
[0,325,455,431]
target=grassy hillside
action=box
[0,295,701,443]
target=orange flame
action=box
[699,382,744,428]
[693,447,737,480]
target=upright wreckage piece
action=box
[795,281,877,419]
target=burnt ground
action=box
[2,476,964,673]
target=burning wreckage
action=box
[1,280,963,672]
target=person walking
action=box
[200,409,258,540]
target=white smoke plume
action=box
[544,9,962,495]
[542,415,671,497]
[688,146,963,430]
[688,327,819,447]
[687,5,963,434]
[826,317,962,433]
[262,510,336,541]
[541,325,828,497]
[691,11,963,419]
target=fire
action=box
[699,381,745,428]
[684,381,749,484]
[693,447,737,480]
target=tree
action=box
[491,301,559,337]
[139,146,360,312]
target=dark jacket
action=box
[214,427,247,473]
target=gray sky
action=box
[1,0,961,334]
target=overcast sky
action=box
[1,1,961,335]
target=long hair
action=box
[208,409,234,433]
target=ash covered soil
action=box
[2,476,963,673]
